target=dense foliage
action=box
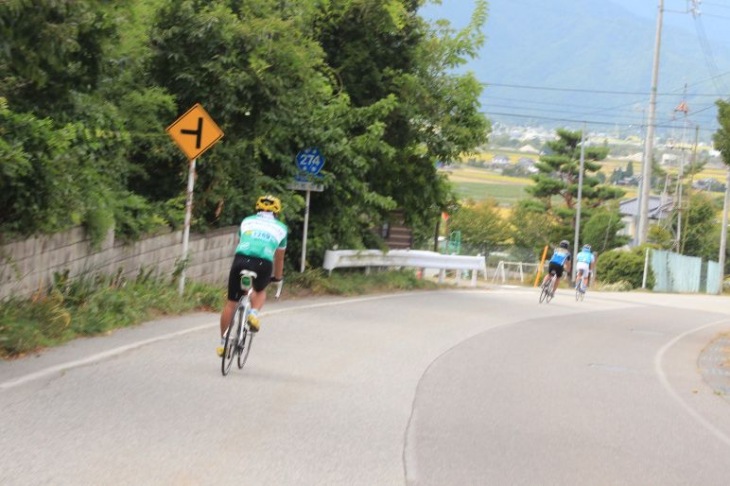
[514,128,628,252]
[447,199,509,254]
[0,268,434,358]
[0,0,489,267]
[595,245,655,290]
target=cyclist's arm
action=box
[273,248,285,280]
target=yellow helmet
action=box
[255,195,281,214]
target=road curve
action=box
[1,287,730,485]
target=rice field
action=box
[444,165,531,204]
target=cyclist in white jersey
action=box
[217,195,288,357]
[574,244,595,293]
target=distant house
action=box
[616,176,639,186]
[693,178,725,192]
[661,153,679,167]
[618,195,674,243]
[516,157,538,174]
[518,144,540,154]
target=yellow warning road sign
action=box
[166,103,224,160]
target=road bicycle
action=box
[539,270,557,303]
[221,270,283,376]
[575,270,587,302]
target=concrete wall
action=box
[0,226,238,300]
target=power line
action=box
[485,111,719,133]
[483,81,730,97]
[701,1,730,9]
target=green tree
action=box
[580,206,629,253]
[596,245,654,289]
[315,0,490,244]
[448,200,509,254]
[525,128,625,248]
[0,0,114,118]
[508,199,561,257]
[1,0,492,269]
[675,192,720,260]
[714,100,730,166]
[714,99,730,271]
[528,128,618,210]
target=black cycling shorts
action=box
[548,261,565,278]
[227,254,273,301]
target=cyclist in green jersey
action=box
[217,195,288,357]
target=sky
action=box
[420,0,730,139]
[422,0,729,48]
[612,0,729,44]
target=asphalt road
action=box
[2,286,730,485]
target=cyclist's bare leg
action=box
[250,289,266,312]
[553,276,561,294]
[220,299,238,337]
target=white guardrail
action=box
[322,249,487,287]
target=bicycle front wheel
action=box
[221,306,243,376]
[236,306,254,369]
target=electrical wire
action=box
[482,81,729,98]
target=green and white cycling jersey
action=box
[235,212,288,262]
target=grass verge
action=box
[0,268,437,359]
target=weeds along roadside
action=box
[0,269,436,359]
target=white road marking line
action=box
[654,317,730,447]
[0,293,418,391]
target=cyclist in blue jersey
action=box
[542,240,572,297]
[217,195,288,357]
[574,244,596,293]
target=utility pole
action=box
[720,167,730,295]
[638,0,665,245]
[674,87,689,252]
[573,124,586,282]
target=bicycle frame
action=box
[221,270,284,376]
[539,271,557,303]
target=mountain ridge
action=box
[421,0,730,141]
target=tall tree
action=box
[525,128,625,246]
[0,0,114,118]
[315,0,490,242]
[714,100,730,167]
[448,199,509,254]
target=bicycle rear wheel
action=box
[544,279,554,303]
[539,279,551,303]
[236,306,254,369]
[221,306,243,376]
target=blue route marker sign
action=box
[295,147,325,176]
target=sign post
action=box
[166,103,224,295]
[288,148,325,272]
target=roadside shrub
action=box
[0,270,224,358]
[0,292,71,357]
[0,266,435,358]
[596,245,654,289]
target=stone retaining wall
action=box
[0,226,238,300]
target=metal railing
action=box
[322,249,486,287]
